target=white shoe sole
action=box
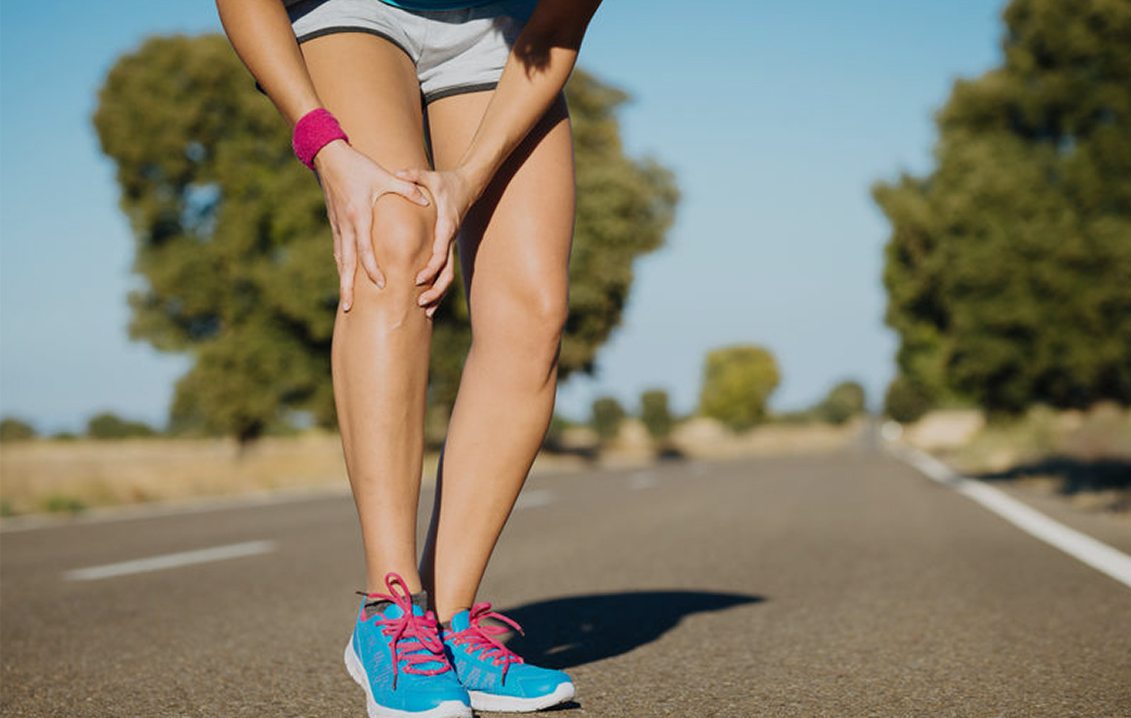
[344,640,472,718]
[468,682,576,713]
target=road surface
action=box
[2,445,1130,717]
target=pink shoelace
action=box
[358,572,451,688]
[445,602,526,682]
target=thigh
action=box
[299,32,429,181]
[424,92,575,322]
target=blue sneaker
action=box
[442,603,575,712]
[344,573,471,718]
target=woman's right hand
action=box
[312,139,430,311]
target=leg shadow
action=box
[499,590,765,670]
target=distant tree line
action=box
[578,343,870,443]
[0,413,160,442]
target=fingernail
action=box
[343,302,351,312]
[418,296,428,306]
[377,280,385,289]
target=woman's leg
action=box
[419,92,575,621]
[299,33,437,593]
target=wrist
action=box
[456,161,492,201]
[312,138,349,173]
[293,107,350,171]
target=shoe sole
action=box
[344,640,472,718]
[468,682,576,713]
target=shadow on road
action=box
[500,590,764,670]
[976,456,1131,494]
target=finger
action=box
[419,245,455,307]
[339,226,358,312]
[353,209,385,289]
[425,260,454,318]
[395,168,422,183]
[388,179,430,206]
[415,218,454,286]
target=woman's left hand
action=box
[394,166,481,318]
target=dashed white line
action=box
[514,489,555,510]
[63,540,276,582]
[893,445,1131,591]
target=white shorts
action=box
[280,0,538,104]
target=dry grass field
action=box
[1,431,352,516]
[0,419,867,518]
[903,402,1131,514]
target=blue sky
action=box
[0,0,1004,432]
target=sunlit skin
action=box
[215,0,599,622]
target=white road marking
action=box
[63,540,276,582]
[514,489,555,510]
[892,445,1131,591]
[628,471,658,490]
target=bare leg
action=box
[300,33,436,593]
[419,93,575,620]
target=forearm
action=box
[215,0,322,126]
[458,0,601,193]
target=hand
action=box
[394,166,481,318]
[313,139,430,311]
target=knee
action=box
[525,289,569,346]
[492,282,569,361]
[369,195,434,282]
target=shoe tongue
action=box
[379,602,427,620]
[450,609,471,632]
[365,590,429,621]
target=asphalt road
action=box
[2,445,1130,717]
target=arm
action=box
[214,0,322,125]
[399,0,602,307]
[457,0,603,194]
[214,0,429,310]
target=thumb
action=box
[393,179,430,206]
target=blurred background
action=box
[3,1,1131,716]
[2,0,1127,515]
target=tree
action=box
[639,388,673,440]
[884,375,932,424]
[0,417,37,442]
[698,345,780,431]
[590,396,626,443]
[874,0,1131,414]
[86,412,158,439]
[93,34,678,443]
[817,380,867,425]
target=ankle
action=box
[436,606,470,627]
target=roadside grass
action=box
[942,402,1131,514]
[0,431,351,517]
[0,419,866,518]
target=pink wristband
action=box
[292,108,349,170]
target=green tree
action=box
[874,0,1131,414]
[0,417,37,442]
[86,412,158,439]
[883,375,932,424]
[699,345,780,431]
[639,388,673,440]
[591,396,626,443]
[817,380,867,425]
[93,34,677,443]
